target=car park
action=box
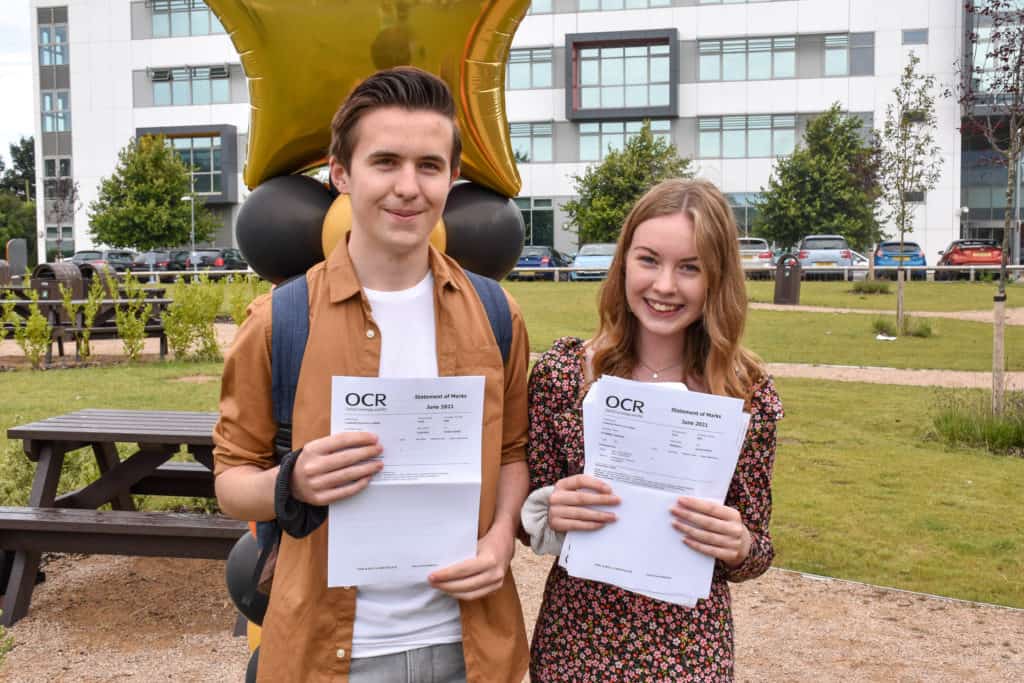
[797,234,854,280]
[184,248,248,274]
[569,242,617,281]
[507,245,571,281]
[873,241,927,280]
[70,249,136,272]
[737,237,775,278]
[132,250,173,272]
[935,239,1002,280]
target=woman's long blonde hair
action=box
[591,178,765,401]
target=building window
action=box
[902,29,928,45]
[698,114,795,158]
[39,21,68,66]
[514,197,555,246]
[699,37,795,81]
[43,157,72,196]
[45,226,75,259]
[902,190,926,203]
[726,193,762,236]
[151,65,231,106]
[168,135,223,193]
[41,90,71,133]
[579,119,671,161]
[576,43,671,109]
[578,0,671,10]
[527,0,552,13]
[824,33,874,76]
[507,48,553,90]
[511,122,553,162]
[151,0,226,38]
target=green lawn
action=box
[772,377,1024,607]
[505,281,1023,371]
[1,364,1019,606]
[746,278,1024,311]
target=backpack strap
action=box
[271,274,310,454]
[464,270,512,365]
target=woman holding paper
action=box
[523,178,783,681]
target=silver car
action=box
[797,234,854,280]
[738,237,775,278]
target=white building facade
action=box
[31,0,975,262]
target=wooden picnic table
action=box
[0,409,246,626]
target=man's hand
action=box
[548,474,619,533]
[427,525,515,601]
[290,431,383,506]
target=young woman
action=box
[523,178,783,681]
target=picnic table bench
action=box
[0,409,246,626]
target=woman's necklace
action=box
[636,359,683,380]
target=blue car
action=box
[569,243,617,281]
[873,241,927,280]
[507,245,571,281]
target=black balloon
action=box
[236,174,330,283]
[225,533,269,626]
[443,182,525,280]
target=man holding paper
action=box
[213,67,530,683]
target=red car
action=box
[935,239,1002,280]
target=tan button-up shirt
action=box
[213,244,530,682]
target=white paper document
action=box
[560,375,751,606]
[327,376,485,587]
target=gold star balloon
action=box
[206,0,528,198]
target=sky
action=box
[0,1,33,167]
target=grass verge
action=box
[746,278,1024,311]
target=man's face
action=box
[330,106,458,260]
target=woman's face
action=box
[624,211,708,342]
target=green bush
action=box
[872,317,897,336]
[114,274,152,362]
[12,288,52,369]
[78,277,106,361]
[0,615,13,665]
[0,293,16,343]
[851,280,891,295]
[164,274,223,361]
[226,274,269,327]
[904,316,933,338]
[932,391,1024,456]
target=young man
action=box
[213,67,530,683]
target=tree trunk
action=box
[992,293,1006,415]
[896,268,905,334]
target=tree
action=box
[49,178,80,261]
[957,0,1024,414]
[88,135,218,251]
[753,104,882,252]
[876,51,943,333]
[563,121,693,245]
[0,192,37,263]
[0,137,36,202]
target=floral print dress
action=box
[527,337,784,682]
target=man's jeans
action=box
[348,643,466,683]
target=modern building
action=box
[29,0,1016,263]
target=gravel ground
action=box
[1,549,1021,682]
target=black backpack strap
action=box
[464,270,512,366]
[271,274,310,451]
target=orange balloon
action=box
[321,194,447,259]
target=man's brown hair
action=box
[329,66,462,174]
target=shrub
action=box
[164,274,223,361]
[904,316,933,338]
[932,391,1024,456]
[0,616,12,665]
[78,276,106,361]
[227,274,269,327]
[13,288,52,369]
[114,274,152,361]
[0,293,16,343]
[872,317,897,337]
[851,280,891,295]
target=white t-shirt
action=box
[351,271,462,658]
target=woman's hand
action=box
[548,474,620,533]
[670,497,751,568]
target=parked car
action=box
[796,234,855,280]
[569,242,617,281]
[184,248,249,274]
[737,237,775,278]
[507,245,571,281]
[132,250,173,271]
[935,239,1002,280]
[873,241,927,280]
[70,249,136,272]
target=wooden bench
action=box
[1,409,237,626]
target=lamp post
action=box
[180,194,196,272]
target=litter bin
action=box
[31,262,84,301]
[773,254,802,305]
